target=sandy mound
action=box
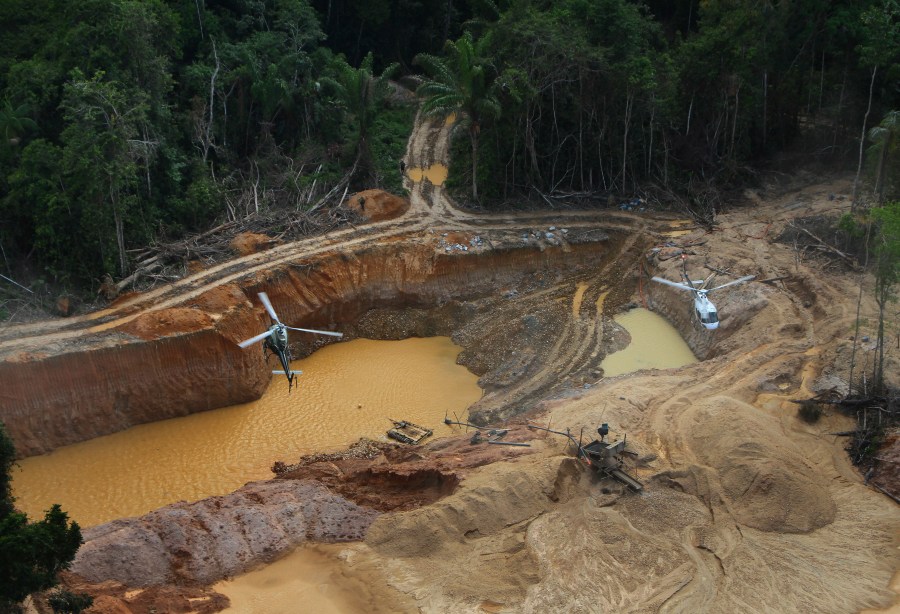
[683,397,836,533]
[365,456,567,610]
[346,189,410,221]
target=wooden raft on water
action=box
[387,419,433,445]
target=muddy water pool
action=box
[214,544,416,614]
[600,308,697,376]
[406,163,448,185]
[11,337,481,527]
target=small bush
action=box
[48,589,93,614]
[798,403,823,423]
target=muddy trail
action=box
[4,112,899,613]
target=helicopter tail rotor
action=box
[238,329,276,349]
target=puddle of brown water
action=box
[600,308,697,377]
[406,164,448,186]
[11,337,481,527]
[214,544,416,614]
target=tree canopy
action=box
[0,422,83,610]
[0,0,897,292]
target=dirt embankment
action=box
[0,230,620,458]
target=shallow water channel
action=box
[11,337,482,527]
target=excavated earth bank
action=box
[3,112,898,613]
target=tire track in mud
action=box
[470,223,653,420]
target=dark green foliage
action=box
[0,0,898,290]
[48,589,93,614]
[415,32,501,201]
[868,110,900,201]
[319,52,402,187]
[870,201,900,393]
[370,104,416,194]
[0,424,14,520]
[0,423,83,610]
[0,0,416,289]
[798,403,823,423]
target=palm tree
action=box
[868,110,899,202]
[414,32,500,201]
[0,99,37,146]
[323,53,399,185]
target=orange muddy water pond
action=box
[11,337,482,527]
[600,308,698,376]
[406,163,448,185]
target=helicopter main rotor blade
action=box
[285,326,344,337]
[651,276,695,292]
[258,292,280,323]
[238,329,275,348]
[707,275,756,293]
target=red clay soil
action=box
[229,232,281,256]
[345,189,410,221]
[274,425,537,512]
[49,574,230,614]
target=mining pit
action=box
[1,113,898,613]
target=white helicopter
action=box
[651,258,755,330]
[238,292,343,389]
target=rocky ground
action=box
[7,112,899,613]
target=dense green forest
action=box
[0,0,897,292]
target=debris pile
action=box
[520,227,569,246]
[618,197,647,212]
[438,232,485,253]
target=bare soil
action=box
[5,112,898,613]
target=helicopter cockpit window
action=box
[700,312,719,324]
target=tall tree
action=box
[321,52,399,185]
[61,71,152,277]
[415,32,500,201]
[0,422,83,610]
[853,0,900,203]
[868,110,900,202]
[870,201,900,394]
[0,99,36,147]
